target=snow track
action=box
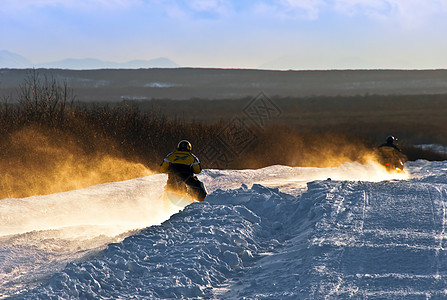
[5,161,447,299]
[306,180,447,299]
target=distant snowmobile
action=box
[377,136,407,172]
[378,147,405,172]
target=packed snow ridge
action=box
[3,160,447,299]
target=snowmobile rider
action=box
[160,140,207,201]
[377,135,408,170]
[379,135,402,152]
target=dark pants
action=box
[167,174,207,201]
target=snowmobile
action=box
[381,157,405,172]
[377,147,405,172]
[163,178,205,206]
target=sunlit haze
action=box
[2,0,447,69]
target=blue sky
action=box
[2,0,447,69]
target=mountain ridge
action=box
[0,50,179,69]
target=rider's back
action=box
[160,150,201,179]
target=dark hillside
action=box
[2,68,447,101]
[1,70,447,198]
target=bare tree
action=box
[18,69,76,125]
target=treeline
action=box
[133,93,447,145]
[0,73,446,198]
[0,74,224,197]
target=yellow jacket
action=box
[160,151,202,175]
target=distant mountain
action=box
[38,58,114,69]
[0,50,32,68]
[37,57,179,69]
[0,50,179,69]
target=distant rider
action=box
[379,135,402,152]
[378,136,407,170]
[160,140,207,201]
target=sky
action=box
[2,0,447,70]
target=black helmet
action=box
[177,140,192,152]
[386,136,396,144]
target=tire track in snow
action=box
[308,181,367,299]
[431,186,447,279]
[308,180,447,299]
[439,189,447,253]
[355,189,369,234]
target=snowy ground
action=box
[2,160,447,299]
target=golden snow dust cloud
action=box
[0,126,153,199]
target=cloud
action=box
[156,0,234,20]
[188,0,230,12]
[1,0,142,11]
[391,0,447,27]
[333,0,394,17]
[333,0,447,27]
[150,0,325,21]
[282,0,326,19]
[254,0,325,20]
[252,0,447,25]
[6,0,444,25]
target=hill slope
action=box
[3,160,446,298]
[2,68,447,101]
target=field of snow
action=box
[2,160,447,299]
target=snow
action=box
[2,160,447,299]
